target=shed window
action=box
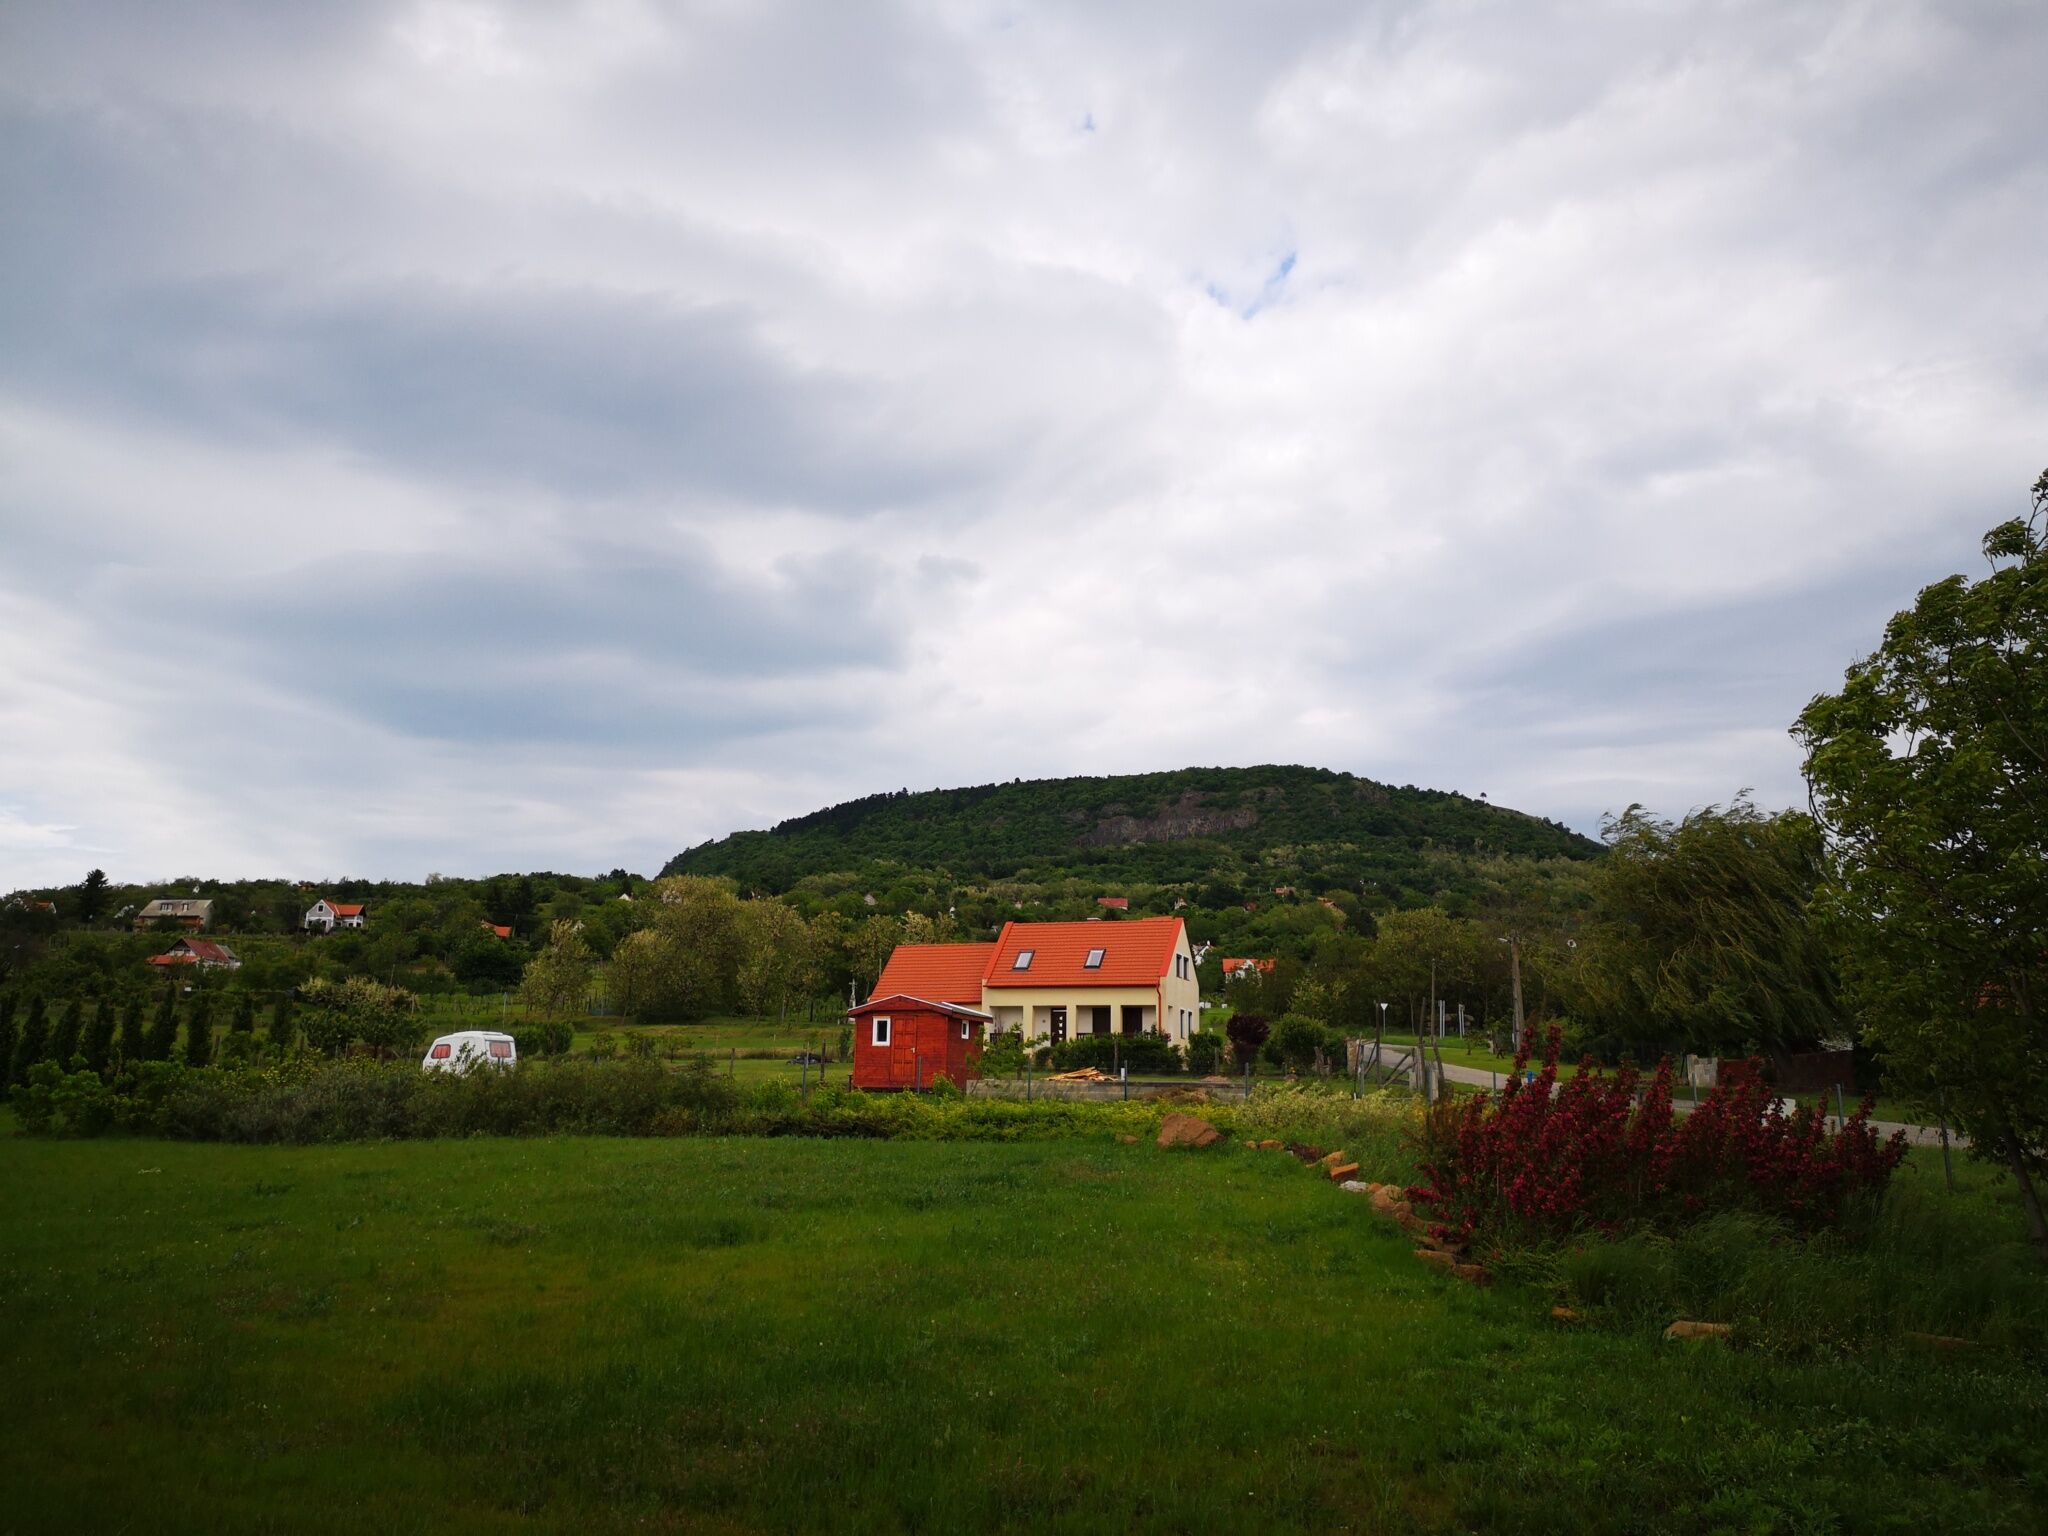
[1012,950,1034,971]
[959,1017,971,1040]
[873,1016,891,1046]
[1084,948,1105,969]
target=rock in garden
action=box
[1414,1248,1455,1270]
[1326,1161,1359,1182]
[1453,1264,1491,1285]
[1338,1180,1372,1194]
[1156,1113,1222,1149]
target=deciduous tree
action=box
[1795,472,2048,1256]
[520,920,594,1018]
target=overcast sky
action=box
[3,1,2044,889]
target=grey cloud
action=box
[100,542,900,751]
[4,263,979,511]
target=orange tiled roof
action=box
[1220,957,1276,975]
[328,901,365,917]
[986,917,1183,988]
[873,943,997,1005]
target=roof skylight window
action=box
[1084,948,1105,969]
[1012,949,1035,970]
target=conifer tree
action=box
[119,997,146,1064]
[232,993,256,1034]
[49,1000,83,1067]
[0,1013,15,1090]
[81,1000,116,1075]
[146,989,179,1061]
[268,995,295,1050]
[185,994,214,1068]
[10,996,49,1085]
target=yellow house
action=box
[870,916,1202,1045]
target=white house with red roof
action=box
[303,898,367,933]
[869,916,1201,1046]
[1220,957,1277,983]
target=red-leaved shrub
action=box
[1408,1026,1906,1245]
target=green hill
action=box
[661,765,1600,902]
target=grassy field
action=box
[3,1132,2044,1534]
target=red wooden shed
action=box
[848,993,990,1091]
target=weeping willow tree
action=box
[1569,798,1841,1056]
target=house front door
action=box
[1048,1007,1067,1044]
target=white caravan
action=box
[421,1030,518,1073]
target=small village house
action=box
[304,899,367,932]
[133,898,213,932]
[147,937,241,971]
[865,916,1202,1049]
[1220,957,1276,983]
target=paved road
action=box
[1395,1054,1966,1149]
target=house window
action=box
[1084,948,1105,969]
[1012,950,1034,971]
[873,1017,891,1046]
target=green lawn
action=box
[3,1135,2043,1534]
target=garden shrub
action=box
[980,1031,1026,1078]
[1185,1030,1227,1076]
[1409,1026,1908,1247]
[1263,1013,1343,1073]
[1046,1032,1183,1075]
[513,1020,575,1058]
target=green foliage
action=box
[13,1061,118,1137]
[298,977,422,1056]
[452,934,527,989]
[512,1020,575,1058]
[118,996,145,1064]
[1185,1028,1227,1075]
[231,993,255,1033]
[1263,1012,1344,1072]
[1568,799,1840,1056]
[80,999,115,1075]
[1796,472,2048,1255]
[267,995,294,1049]
[1044,1032,1183,1075]
[608,877,745,1021]
[9,996,48,1085]
[519,920,593,1016]
[979,1030,1026,1078]
[184,994,213,1068]
[663,765,1599,906]
[48,999,83,1067]
[145,989,178,1061]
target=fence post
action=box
[1938,1091,1955,1192]
[1833,1082,1847,1133]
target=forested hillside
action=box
[662,765,1599,902]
